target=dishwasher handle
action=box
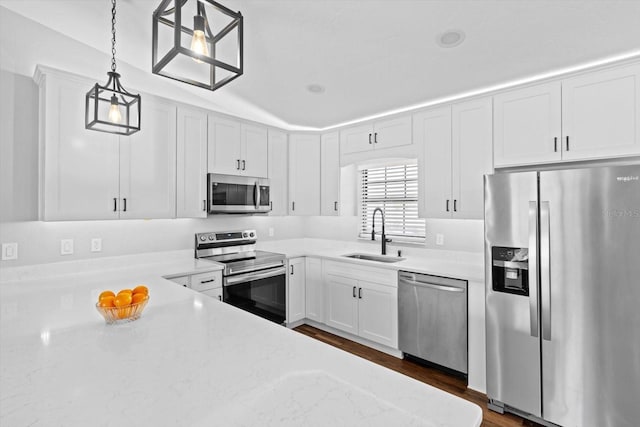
[398,272,466,293]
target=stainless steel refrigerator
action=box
[484,164,640,427]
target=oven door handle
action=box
[228,262,285,276]
[225,266,287,286]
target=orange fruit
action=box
[114,293,132,307]
[117,289,133,296]
[98,290,115,301]
[132,285,148,296]
[98,295,116,308]
[117,306,131,319]
[131,293,148,304]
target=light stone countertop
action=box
[257,238,485,283]
[0,249,482,427]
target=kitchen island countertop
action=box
[0,251,482,427]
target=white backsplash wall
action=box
[304,216,484,253]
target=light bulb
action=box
[108,95,122,124]
[191,14,209,63]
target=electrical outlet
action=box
[2,243,18,260]
[91,238,102,253]
[435,233,445,246]
[268,227,275,237]
[60,239,74,255]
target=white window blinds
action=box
[360,163,425,241]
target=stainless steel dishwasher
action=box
[398,271,468,375]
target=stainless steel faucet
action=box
[371,207,392,255]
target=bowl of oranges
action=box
[96,285,149,324]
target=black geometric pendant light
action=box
[85,0,141,135]
[152,0,243,91]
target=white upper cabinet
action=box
[452,97,494,219]
[120,99,177,219]
[415,106,452,219]
[494,63,640,166]
[177,106,208,218]
[416,98,493,220]
[207,115,268,177]
[288,134,321,216]
[320,132,340,215]
[493,82,562,167]
[36,69,178,221]
[340,115,412,155]
[268,129,288,215]
[562,63,640,161]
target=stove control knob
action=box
[208,235,215,241]
[199,236,206,241]
[249,232,255,238]
[243,232,248,238]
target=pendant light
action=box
[85,0,141,135]
[152,0,243,91]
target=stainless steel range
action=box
[195,230,287,324]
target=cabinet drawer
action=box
[190,271,222,291]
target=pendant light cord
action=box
[111,0,117,73]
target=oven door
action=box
[223,266,286,324]
[208,173,270,213]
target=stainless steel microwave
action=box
[207,173,271,214]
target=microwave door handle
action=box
[254,182,260,209]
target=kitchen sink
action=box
[342,253,405,263]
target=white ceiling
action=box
[2,0,640,130]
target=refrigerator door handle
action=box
[528,201,539,338]
[540,201,552,341]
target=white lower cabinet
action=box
[323,261,398,348]
[287,257,306,323]
[165,271,223,301]
[305,258,324,323]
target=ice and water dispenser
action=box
[491,247,529,296]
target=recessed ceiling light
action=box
[307,84,326,94]
[437,30,465,48]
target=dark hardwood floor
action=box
[294,324,542,427]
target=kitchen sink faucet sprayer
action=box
[371,207,392,255]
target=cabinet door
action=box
[120,99,176,219]
[562,64,640,160]
[324,274,359,335]
[452,97,493,219]
[305,258,324,323]
[288,134,320,216]
[287,257,306,324]
[373,115,412,150]
[201,287,223,301]
[493,82,562,167]
[268,129,288,215]
[340,123,373,155]
[40,75,120,220]
[357,280,398,348]
[414,106,452,219]
[177,106,208,218]
[208,115,242,175]
[320,132,340,216]
[241,124,268,178]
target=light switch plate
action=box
[435,233,445,246]
[268,227,275,237]
[91,238,102,253]
[2,243,18,260]
[61,239,74,255]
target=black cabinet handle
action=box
[566,136,570,151]
[113,197,117,212]
[334,201,338,211]
[292,201,295,211]
[554,137,558,152]
[270,201,273,211]
[242,160,246,170]
[374,132,378,144]
[358,287,362,299]
[446,199,450,212]
[352,286,356,298]
[218,295,222,301]
[453,199,457,212]
[123,198,127,212]
[203,200,206,211]
[200,279,215,284]
[368,133,372,144]
[290,265,294,275]
[236,159,240,170]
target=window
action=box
[359,162,425,242]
